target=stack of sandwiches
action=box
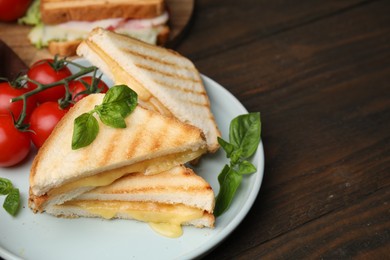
[29,29,221,238]
[29,0,170,56]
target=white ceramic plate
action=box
[0,60,264,260]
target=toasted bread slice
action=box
[46,166,215,231]
[77,28,221,152]
[73,165,214,212]
[29,94,207,212]
[41,0,165,24]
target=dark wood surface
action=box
[0,0,389,259]
[176,0,389,259]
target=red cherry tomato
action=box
[70,76,109,103]
[27,59,72,103]
[0,0,32,22]
[0,82,37,122]
[29,102,67,148]
[0,114,31,167]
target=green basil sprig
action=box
[72,85,138,150]
[0,177,20,216]
[215,112,261,217]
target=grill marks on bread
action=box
[97,106,199,166]
[136,63,199,83]
[118,46,210,108]
[120,47,194,70]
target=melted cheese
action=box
[63,200,204,238]
[48,149,205,197]
[149,223,183,237]
[86,41,173,117]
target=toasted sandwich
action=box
[76,28,221,153]
[28,0,170,56]
[46,165,215,237]
[29,93,207,212]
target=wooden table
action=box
[1,0,389,259]
[180,1,390,258]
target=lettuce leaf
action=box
[18,0,41,25]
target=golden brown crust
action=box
[48,40,82,57]
[28,188,47,213]
[41,0,165,24]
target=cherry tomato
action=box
[0,82,37,122]
[27,59,72,103]
[0,0,32,22]
[70,76,109,103]
[29,102,67,148]
[0,114,31,167]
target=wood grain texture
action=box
[176,0,368,60]
[174,0,390,258]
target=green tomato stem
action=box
[11,61,98,129]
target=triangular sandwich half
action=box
[29,94,207,212]
[76,28,221,152]
[46,165,215,237]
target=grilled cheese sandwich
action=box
[77,28,221,152]
[29,94,208,212]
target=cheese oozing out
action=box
[46,149,206,197]
[60,200,205,238]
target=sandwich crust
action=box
[41,0,166,24]
[48,39,82,57]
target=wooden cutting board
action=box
[0,0,194,66]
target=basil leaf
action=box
[72,113,99,150]
[97,106,126,128]
[218,137,242,165]
[230,149,242,166]
[214,165,242,217]
[238,160,257,175]
[218,137,235,158]
[0,177,13,195]
[102,85,138,117]
[3,188,20,216]
[71,85,138,149]
[229,112,261,159]
[215,112,262,217]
